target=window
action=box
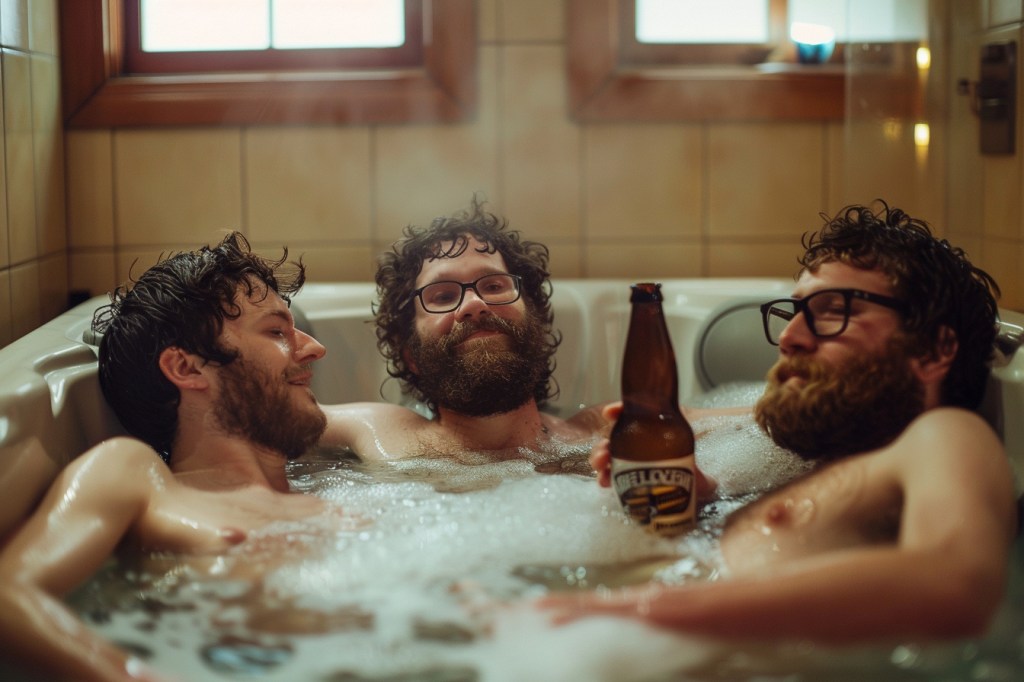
[60,0,476,127]
[125,0,421,73]
[568,0,924,122]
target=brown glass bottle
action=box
[610,282,697,536]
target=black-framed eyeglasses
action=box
[411,273,523,314]
[760,288,908,346]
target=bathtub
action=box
[1,278,1022,681]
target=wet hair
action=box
[799,202,1000,409]
[91,232,305,456]
[374,197,560,412]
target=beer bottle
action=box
[610,282,697,537]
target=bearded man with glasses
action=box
[319,198,622,465]
[543,203,1019,644]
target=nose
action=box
[777,311,816,355]
[456,286,491,320]
[294,329,327,363]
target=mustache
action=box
[283,363,315,382]
[767,355,830,385]
[442,316,519,349]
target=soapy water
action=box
[53,384,1024,682]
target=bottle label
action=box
[611,456,696,536]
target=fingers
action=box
[589,439,612,488]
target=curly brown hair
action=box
[799,202,1000,410]
[92,232,305,456]
[374,198,560,412]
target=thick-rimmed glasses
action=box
[760,288,907,346]
[411,273,522,314]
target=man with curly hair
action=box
[321,199,610,461]
[543,203,1018,643]
[0,232,341,681]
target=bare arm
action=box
[0,437,175,681]
[541,408,1016,643]
[319,402,427,461]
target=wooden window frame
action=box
[569,0,856,122]
[60,0,476,127]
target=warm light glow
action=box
[914,123,930,147]
[882,119,903,141]
[790,22,835,46]
[916,46,931,69]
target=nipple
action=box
[218,527,248,545]
[763,497,816,528]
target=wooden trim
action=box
[568,0,920,122]
[60,0,477,127]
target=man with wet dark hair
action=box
[545,203,1018,644]
[0,233,338,681]
[321,198,610,462]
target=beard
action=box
[213,357,328,459]
[407,312,551,417]
[754,337,925,462]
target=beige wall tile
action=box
[500,0,564,42]
[114,129,242,246]
[282,244,376,282]
[66,130,115,248]
[545,241,583,279]
[829,121,944,220]
[981,237,1023,311]
[37,252,67,321]
[479,0,498,42]
[374,48,499,243]
[9,260,40,338]
[501,46,580,240]
[32,54,64,255]
[983,154,1023,239]
[707,240,802,278]
[708,123,825,239]
[3,48,36,264]
[0,269,11,346]
[245,127,372,243]
[28,0,56,55]
[585,241,703,279]
[585,124,701,239]
[0,0,28,50]
[69,250,118,299]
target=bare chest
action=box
[720,456,902,576]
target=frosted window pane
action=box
[141,0,270,52]
[636,0,769,44]
[274,0,405,48]
[789,0,927,42]
[140,0,406,52]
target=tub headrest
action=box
[695,297,779,391]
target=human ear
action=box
[158,347,210,391]
[912,326,957,385]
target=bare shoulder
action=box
[321,401,433,459]
[66,437,171,489]
[891,407,1005,465]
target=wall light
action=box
[916,46,931,70]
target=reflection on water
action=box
[56,400,1024,682]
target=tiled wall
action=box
[0,0,64,346]
[7,0,1016,349]
[63,0,947,299]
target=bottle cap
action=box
[630,282,663,303]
